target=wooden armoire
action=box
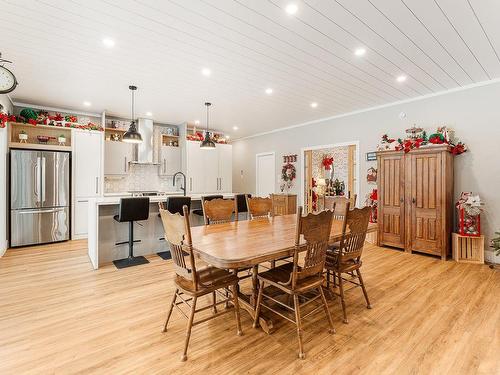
[377,145,454,260]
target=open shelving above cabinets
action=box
[8,122,73,151]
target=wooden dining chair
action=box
[253,206,335,359]
[246,196,273,220]
[159,205,242,361]
[202,198,237,225]
[324,206,371,324]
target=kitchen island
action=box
[87,193,235,269]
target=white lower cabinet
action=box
[74,199,89,237]
[186,140,232,193]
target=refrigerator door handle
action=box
[34,156,41,203]
[17,208,66,214]
[41,156,46,203]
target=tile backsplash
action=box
[104,164,183,193]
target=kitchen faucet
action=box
[173,171,186,196]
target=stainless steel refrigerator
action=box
[10,149,70,247]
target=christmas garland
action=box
[378,126,467,155]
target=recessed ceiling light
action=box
[225,135,230,139]
[146,112,152,116]
[310,102,318,108]
[102,38,115,48]
[201,68,211,77]
[83,101,91,106]
[354,48,366,56]
[265,88,273,95]
[232,126,239,130]
[396,75,407,83]
[285,3,298,15]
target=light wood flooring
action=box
[0,241,498,375]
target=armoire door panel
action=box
[378,154,405,248]
[409,153,442,255]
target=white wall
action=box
[232,81,500,262]
[0,94,13,256]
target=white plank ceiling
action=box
[1,0,499,137]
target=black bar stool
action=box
[157,196,192,260]
[113,197,150,269]
[235,193,251,220]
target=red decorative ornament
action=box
[322,156,334,170]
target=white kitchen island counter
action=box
[87,193,235,269]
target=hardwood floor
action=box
[0,241,498,374]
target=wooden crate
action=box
[452,233,484,264]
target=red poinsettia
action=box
[322,156,334,170]
[451,142,467,155]
[27,118,37,125]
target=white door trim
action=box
[299,141,360,209]
[255,151,275,196]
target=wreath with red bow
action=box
[282,163,296,182]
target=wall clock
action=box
[0,53,18,94]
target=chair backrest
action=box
[159,196,192,216]
[159,205,199,290]
[117,197,150,222]
[203,198,237,225]
[338,206,371,263]
[290,206,333,289]
[246,196,272,220]
[201,195,223,203]
[235,193,251,213]
[325,196,350,219]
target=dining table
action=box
[190,214,377,334]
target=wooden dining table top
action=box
[191,214,377,269]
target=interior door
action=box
[378,153,405,248]
[256,153,275,197]
[41,151,70,208]
[409,152,442,255]
[10,149,41,209]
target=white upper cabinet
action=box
[73,130,103,197]
[159,145,181,176]
[104,141,133,175]
[186,140,232,193]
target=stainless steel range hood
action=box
[130,118,159,165]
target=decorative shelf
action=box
[8,122,73,150]
[8,142,72,151]
[105,127,127,133]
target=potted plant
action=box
[58,134,66,145]
[18,130,28,143]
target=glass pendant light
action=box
[200,102,216,149]
[122,85,142,143]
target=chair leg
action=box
[356,269,372,309]
[162,288,178,332]
[338,272,348,324]
[252,281,265,328]
[326,270,330,289]
[318,287,335,334]
[332,271,337,288]
[270,260,276,268]
[181,296,197,362]
[231,283,243,336]
[293,294,305,359]
[212,291,218,314]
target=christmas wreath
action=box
[282,163,296,182]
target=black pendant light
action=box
[200,102,216,149]
[122,85,142,143]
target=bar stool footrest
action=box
[113,256,149,269]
